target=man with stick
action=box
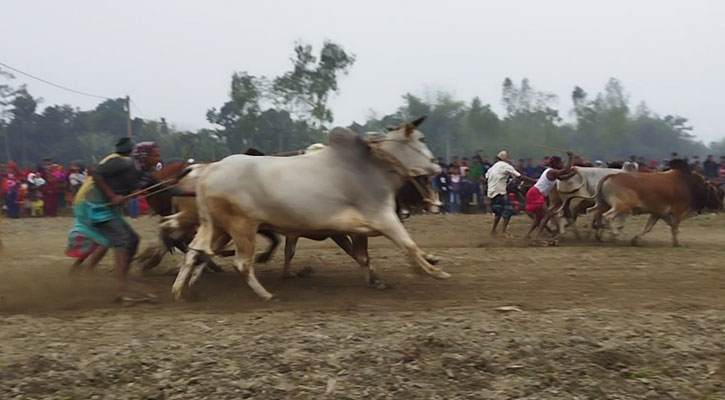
[66,138,193,301]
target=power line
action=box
[0,61,113,100]
[130,99,146,119]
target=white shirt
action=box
[485,160,521,198]
[534,168,557,196]
[69,172,86,187]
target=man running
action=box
[67,138,192,300]
[486,150,536,237]
[524,151,576,242]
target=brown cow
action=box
[572,159,723,246]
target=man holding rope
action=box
[486,150,537,237]
[66,138,193,301]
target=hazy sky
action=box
[2,1,724,142]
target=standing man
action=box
[486,150,536,236]
[703,155,719,179]
[524,158,540,178]
[524,152,576,243]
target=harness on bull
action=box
[364,136,441,208]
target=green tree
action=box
[7,87,40,165]
[272,41,355,128]
[206,72,263,153]
[0,68,16,162]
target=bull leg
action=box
[562,199,581,239]
[217,249,235,257]
[172,249,204,301]
[229,224,273,300]
[350,235,386,290]
[136,244,167,273]
[524,212,541,241]
[376,213,450,279]
[255,229,279,263]
[586,200,611,241]
[281,236,299,278]
[661,215,681,247]
[189,252,218,287]
[671,221,681,247]
[331,235,353,257]
[631,215,659,246]
[603,207,628,240]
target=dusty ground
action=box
[1,213,724,399]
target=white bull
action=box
[171,117,447,300]
[549,167,628,238]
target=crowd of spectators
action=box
[1,159,150,219]
[3,151,725,218]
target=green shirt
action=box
[469,162,485,182]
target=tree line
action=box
[1,42,723,166]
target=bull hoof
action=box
[425,255,440,265]
[631,236,641,246]
[433,270,451,280]
[296,266,314,278]
[206,263,224,273]
[370,281,389,290]
[113,293,159,306]
[171,286,187,302]
[254,252,273,263]
[260,293,276,301]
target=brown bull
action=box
[572,159,723,246]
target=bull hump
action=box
[327,127,365,149]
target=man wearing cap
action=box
[485,150,536,236]
[67,137,192,301]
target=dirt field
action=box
[1,213,724,399]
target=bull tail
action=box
[592,174,615,210]
[558,194,595,215]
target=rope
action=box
[101,178,178,206]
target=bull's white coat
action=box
[171,121,446,300]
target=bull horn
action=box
[411,116,426,127]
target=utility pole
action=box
[2,125,10,162]
[445,130,451,162]
[125,95,132,137]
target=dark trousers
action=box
[94,218,140,257]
